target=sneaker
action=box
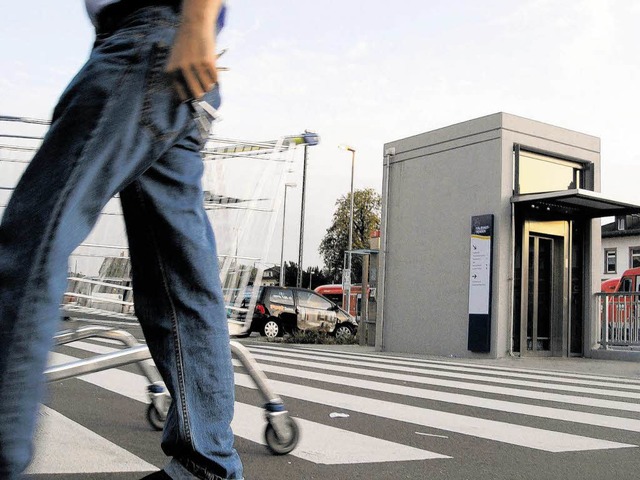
[139,471,172,479]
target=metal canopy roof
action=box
[511,189,640,218]
[347,248,379,255]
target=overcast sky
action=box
[1,0,639,269]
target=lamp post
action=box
[339,145,356,315]
[280,182,297,287]
[295,131,320,288]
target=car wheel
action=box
[262,318,282,339]
[333,323,355,340]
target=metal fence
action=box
[596,292,640,349]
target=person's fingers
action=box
[194,61,218,94]
[169,70,189,102]
[167,60,218,101]
[180,66,205,100]
[191,66,212,97]
[204,62,218,86]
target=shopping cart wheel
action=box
[264,416,299,455]
[146,403,165,431]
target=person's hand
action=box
[165,21,218,102]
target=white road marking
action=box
[26,406,155,474]
[233,403,450,464]
[234,372,635,452]
[243,354,640,434]
[48,350,446,465]
[234,355,640,414]
[60,343,640,452]
[254,344,640,387]
[247,346,640,401]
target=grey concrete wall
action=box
[381,114,505,357]
[379,112,602,358]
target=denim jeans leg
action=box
[119,127,243,480]
[0,47,159,480]
[0,8,223,478]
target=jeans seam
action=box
[131,180,193,446]
[140,41,180,140]
[176,456,230,480]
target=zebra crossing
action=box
[30,339,640,478]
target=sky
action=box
[1,0,640,269]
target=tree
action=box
[319,188,381,283]
[279,262,332,289]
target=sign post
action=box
[467,214,494,352]
[342,268,351,312]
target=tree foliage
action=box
[318,188,381,283]
[281,262,332,289]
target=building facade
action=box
[601,214,640,281]
[376,113,640,359]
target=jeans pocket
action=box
[140,41,185,139]
[200,83,222,111]
[190,85,222,146]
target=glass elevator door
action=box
[519,221,569,356]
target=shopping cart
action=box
[0,115,315,455]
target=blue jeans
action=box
[0,6,243,480]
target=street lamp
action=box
[295,131,320,288]
[280,182,297,287]
[339,145,356,315]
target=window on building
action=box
[604,249,617,274]
[617,217,626,231]
[516,149,585,195]
[630,247,640,268]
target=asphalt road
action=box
[25,321,640,480]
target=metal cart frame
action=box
[47,315,299,454]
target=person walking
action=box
[0,1,244,479]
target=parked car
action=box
[240,286,358,339]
